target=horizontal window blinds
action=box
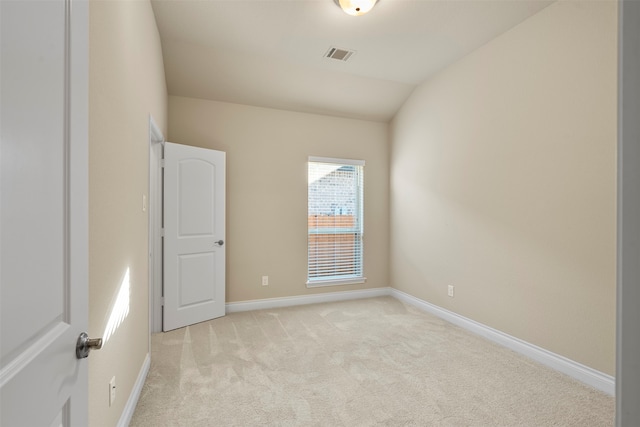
[308,158,364,285]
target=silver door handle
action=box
[76,332,103,359]
[214,240,224,246]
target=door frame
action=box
[148,116,164,334]
[616,2,640,425]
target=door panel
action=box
[164,142,225,331]
[178,160,215,236]
[0,0,89,425]
[178,253,216,306]
[1,0,66,361]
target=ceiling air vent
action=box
[324,47,355,62]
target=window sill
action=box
[306,277,367,288]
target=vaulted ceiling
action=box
[151,0,554,122]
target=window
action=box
[307,156,365,286]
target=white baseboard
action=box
[390,288,615,396]
[117,353,150,427]
[226,287,392,313]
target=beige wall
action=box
[89,1,167,425]
[390,1,617,375]
[168,97,389,302]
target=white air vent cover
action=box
[324,47,355,62]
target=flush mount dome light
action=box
[334,0,378,16]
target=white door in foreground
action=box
[0,0,90,425]
[163,142,226,331]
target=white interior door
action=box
[0,0,89,426]
[163,142,226,331]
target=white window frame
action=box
[307,156,366,287]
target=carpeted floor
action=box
[130,297,614,426]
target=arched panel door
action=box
[163,142,226,331]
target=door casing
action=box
[148,118,164,334]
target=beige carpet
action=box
[130,297,614,426]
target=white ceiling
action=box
[151,0,554,122]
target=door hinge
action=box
[161,297,165,306]
[160,228,165,237]
[160,159,165,168]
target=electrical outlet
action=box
[448,285,454,297]
[109,376,116,407]
[262,276,269,286]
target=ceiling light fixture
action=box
[333,0,378,16]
